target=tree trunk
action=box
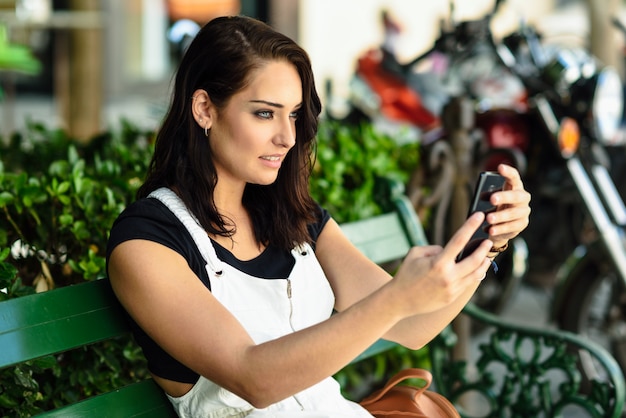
[62,0,102,142]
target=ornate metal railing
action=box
[430,303,626,417]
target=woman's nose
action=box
[274,117,296,148]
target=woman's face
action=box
[209,60,303,188]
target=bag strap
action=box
[360,368,433,405]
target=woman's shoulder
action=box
[106,197,192,258]
[111,197,178,232]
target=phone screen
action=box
[456,172,506,261]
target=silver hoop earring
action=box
[204,124,210,137]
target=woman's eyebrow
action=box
[250,100,303,109]
[250,99,283,108]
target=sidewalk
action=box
[501,280,553,326]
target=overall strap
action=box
[148,187,224,277]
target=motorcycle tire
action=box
[556,254,626,384]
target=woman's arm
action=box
[315,217,489,348]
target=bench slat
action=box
[340,212,411,264]
[340,212,412,364]
[35,380,178,418]
[0,279,129,368]
[351,339,397,364]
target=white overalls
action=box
[149,188,373,418]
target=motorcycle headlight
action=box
[592,67,623,145]
[557,117,580,158]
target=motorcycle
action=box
[406,7,533,315]
[333,4,626,365]
[408,0,626,379]
[606,16,626,203]
[489,4,626,381]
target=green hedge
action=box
[0,121,153,416]
[0,119,422,415]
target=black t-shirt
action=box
[105,197,331,383]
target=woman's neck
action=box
[212,180,265,259]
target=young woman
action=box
[106,15,531,418]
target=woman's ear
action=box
[191,89,214,130]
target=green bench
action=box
[1,178,624,417]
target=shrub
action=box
[0,121,153,415]
[311,120,419,223]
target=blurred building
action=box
[0,0,622,140]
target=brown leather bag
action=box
[360,368,460,418]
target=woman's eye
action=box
[289,111,300,120]
[256,110,273,119]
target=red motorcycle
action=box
[328,10,442,145]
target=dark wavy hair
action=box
[137,16,322,250]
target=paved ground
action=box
[502,279,553,326]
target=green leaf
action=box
[0,191,14,206]
[58,194,71,205]
[0,393,19,408]
[57,181,71,194]
[59,213,74,226]
[0,259,17,284]
[13,367,38,390]
[0,248,9,261]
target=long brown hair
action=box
[138,16,322,250]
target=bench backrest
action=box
[0,278,127,369]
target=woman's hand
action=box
[389,211,493,318]
[485,164,531,250]
[388,163,531,319]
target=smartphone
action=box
[456,172,506,261]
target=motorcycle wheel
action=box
[557,257,626,383]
